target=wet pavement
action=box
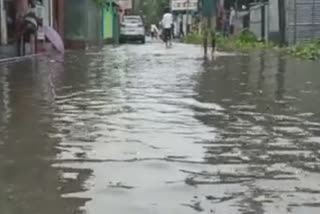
[1,41,320,214]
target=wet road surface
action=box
[1,42,320,214]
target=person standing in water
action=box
[198,0,217,58]
[16,0,41,56]
[161,7,173,48]
[229,6,236,35]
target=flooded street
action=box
[1,42,320,214]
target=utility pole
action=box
[0,0,7,45]
[186,0,190,34]
[278,0,286,46]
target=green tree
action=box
[134,0,170,26]
[94,0,112,7]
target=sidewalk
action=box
[0,44,17,59]
[0,42,54,62]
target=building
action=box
[171,0,198,37]
[116,0,132,13]
[64,0,102,49]
[64,0,120,49]
[52,0,64,40]
[0,0,62,58]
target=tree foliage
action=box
[95,0,170,26]
[134,0,170,26]
[94,0,111,7]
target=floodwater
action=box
[1,42,320,214]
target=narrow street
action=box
[1,41,320,214]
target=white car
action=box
[120,16,146,44]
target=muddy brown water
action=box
[1,42,320,214]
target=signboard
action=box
[116,0,132,10]
[171,0,198,11]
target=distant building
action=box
[116,0,132,10]
[170,0,198,37]
[64,0,120,49]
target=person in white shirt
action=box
[229,7,236,35]
[161,7,173,47]
[150,24,159,39]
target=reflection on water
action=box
[1,44,320,214]
[0,59,89,214]
[196,51,320,214]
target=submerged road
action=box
[1,41,320,214]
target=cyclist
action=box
[161,7,173,47]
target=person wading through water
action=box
[198,0,217,58]
[16,0,41,56]
[161,7,173,48]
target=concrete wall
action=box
[41,0,53,27]
[249,4,263,40]
[249,3,270,41]
[87,0,103,42]
[64,0,104,48]
[268,0,280,42]
[53,0,64,39]
[64,0,87,40]
[249,1,281,43]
